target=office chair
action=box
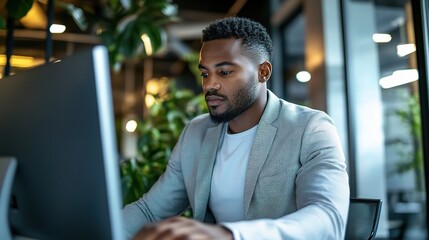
[345,198,382,240]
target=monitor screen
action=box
[0,46,124,240]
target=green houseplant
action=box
[120,84,207,205]
[88,0,178,71]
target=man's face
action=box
[198,39,259,123]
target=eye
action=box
[220,70,232,76]
[200,72,208,78]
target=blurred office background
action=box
[1,0,429,239]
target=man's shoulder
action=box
[279,99,325,115]
[177,113,222,147]
[276,98,325,117]
[270,98,332,130]
[265,90,328,123]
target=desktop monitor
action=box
[0,46,124,240]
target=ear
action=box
[258,61,272,83]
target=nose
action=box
[202,75,220,93]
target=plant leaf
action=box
[139,24,166,55]
[6,0,33,19]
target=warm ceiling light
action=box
[379,69,418,89]
[372,33,392,43]
[141,33,153,56]
[296,71,311,82]
[0,54,42,68]
[50,24,66,33]
[397,43,416,57]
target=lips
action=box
[205,95,225,107]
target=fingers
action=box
[133,217,197,240]
[132,217,232,240]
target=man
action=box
[122,17,350,239]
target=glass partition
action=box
[342,0,427,238]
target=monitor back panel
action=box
[0,46,123,240]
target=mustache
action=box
[205,90,226,99]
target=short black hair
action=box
[202,17,273,63]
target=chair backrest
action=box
[345,198,382,240]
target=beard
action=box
[207,76,258,124]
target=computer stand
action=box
[0,157,17,240]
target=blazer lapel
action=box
[244,90,279,216]
[243,123,277,216]
[193,124,225,221]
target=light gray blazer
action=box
[122,90,350,239]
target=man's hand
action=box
[133,216,234,240]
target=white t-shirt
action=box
[209,124,258,222]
